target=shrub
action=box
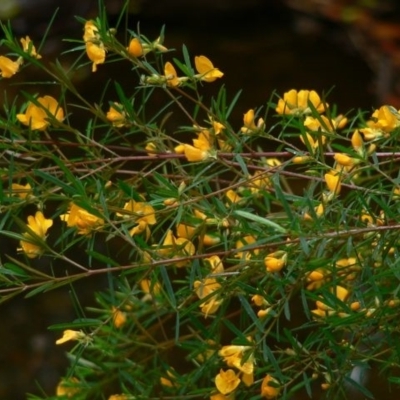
[1,3,400,399]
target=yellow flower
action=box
[324,171,341,195]
[10,183,32,199]
[225,189,242,204]
[106,102,127,127]
[202,233,221,246]
[242,109,256,130]
[210,118,225,135]
[303,202,324,221]
[257,308,272,318]
[127,37,143,57]
[306,269,326,290]
[300,132,326,150]
[17,95,64,131]
[312,285,350,317]
[83,20,98,42]
[55,329,86,345]
[242,372,254,387]
[85,41,106,72]
[264,251,287,273]
[108,395,128,400]
[241,109,265,134]
[261,375,280,399]
[140,279,161,300]
[219,344,254,374]
[176,222,197,239]
[19,211,53,259]
[0,55,21,78]
[20,36,41,59]
[164,61,181,87]
[112,306,127,328]
[334,153,355,167]
[160,368,179,388]
[193,129,213,150]
[292,155,312,164]
[183,144,209,162]
[275,89,327,115]
[195,55,224,82]
[157,229,195,267]
[304,114,347,133]
[194,278,222,316]
[370,105,399,132]
[393,186,400,200]
[248,171,271,194]
[145,141,158,157]
[335,257,360,281]
[117,199,156,238]
[83,21,106,72]
[56,377,80,397]
[235,235,259,260]
[252,294,268,307]
[60,203,104,235]
[215,369,241,395]
[205,255,224,274]
[360,105,400,140]
[351,130,364,152]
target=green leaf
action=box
[86,250,119,267]
[233,210,287,233]
[159,266,176,308]
[1,263,29,278]
[34,169,77,196]
[48,319,102,330]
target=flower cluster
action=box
[0,36,40,78]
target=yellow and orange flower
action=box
[156,229,195,267]
[108,395,128,400]
[219,344,254,374]
[83,20,106,72]
[17,95,64,131]
[10,183,32,199]
[56,377,80,398]
[240,109,265,134]
[106,102,128,127]
[19,211,53,259]
[60,203,104,235]
[264,251,287,273]
[215,369,241,395]
[56,329,87,345]
[0,55,21,78]
[195,55,224,82]
[304,114,347,133]
[276,89,327,116]
[235,235,259,260]
[20,36,41,59]
[112,306,127,329]
[127,37,143,57]
[324,171,341,195]
[261,375,280,399]
[117,199,156,238]
[194,278,222,316]
[164,61,181,87]
[360,105,400,140]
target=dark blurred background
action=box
[1,0,400,398]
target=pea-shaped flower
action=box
[17,95,64,131]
